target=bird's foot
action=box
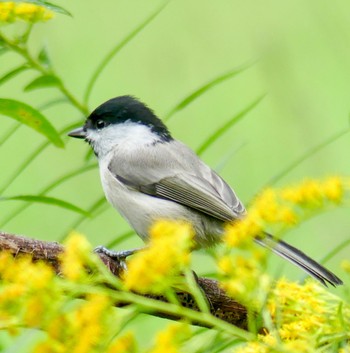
[94,246,140,259]
[94,246,141,271]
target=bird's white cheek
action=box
[87,123,162,158]
[86,129,116,158]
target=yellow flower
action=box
[123,220,193,294]
[321,176,344,202]
[217,255,233,274]
[0,283,26,304]
[34,341,65,353]
[284,340,312,353]
[0,2,15,22]
[253,188,280,223]
[0,2,54,23]
[260,333,277,346]
[107,332,137,353]
[0,252,54,293]
[73,293,111,327]
[17,260,54,290]
[0,251,60,337]
[60,231,92,281]
[224,176,347,251]
[47,314,68,341]
[148,323,190,353]
[23,296,45,327]
[234,342,267,353]
[281,179,323,205]
[236,335,317,353]
[276,206,298,224]
[218,251,270,307]
[58,293,113,353]
[341,260,350,273]
[266,278,349,343]
[224,211,262,247]
[281,176,345,206]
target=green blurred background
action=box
[0,0,349,293]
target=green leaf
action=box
[0,99,64,148]
[197,95,265,156]
[84,148,95,161]
[107,230,134,248]
[41,1,72,16]
[267,127,350,186]
[26,0,72,16]
[38,46,51,67]
[0,123,77,195]
[83,1,169,105]
[0,47,8,56]
[0,123,20,146]
[0,195,90,216]
[320,238,350,265]
[0,65,30,86]
[164,61,255,121]
[214,141,246,173]
[0,163,97,228]
[59,196,107,241]
[24,74,61,91]
[38,97,67,110]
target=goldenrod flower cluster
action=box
[281,176,344,205]
[0,231,195,353]
[0,251,57,332]
[218,176,348,340]
[34,293,118,353]
[0,2,54,23]
[269,279,350,340]
[123,220,194,294]
[217,250,271,307]
[225,176,345,248]
[0,235,141,353]
[60,231,94,281]
[234,279,350,352]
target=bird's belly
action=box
[101,172,223,247]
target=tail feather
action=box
[255,234,343,287]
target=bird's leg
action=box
[94,246,142,259]
[94,246,143,270]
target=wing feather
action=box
[115,173,239,221]
[108,140,246,221]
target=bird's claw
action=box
[94,246,141,271]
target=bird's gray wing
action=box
[108,140,245,221]
[112,171,241,222]
[199,167,246,217]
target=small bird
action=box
[68,95,342,287]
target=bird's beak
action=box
[68,127,87,139]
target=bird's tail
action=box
[254,233,343,287]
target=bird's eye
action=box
[96,120,106,130]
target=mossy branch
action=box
[0,231,248,330]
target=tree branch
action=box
[0,231,248,329]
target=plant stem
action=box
[0,32,88,115]
[68,283,254,341]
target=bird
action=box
[68,95,342,287]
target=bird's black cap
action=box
[85,95,173,141]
